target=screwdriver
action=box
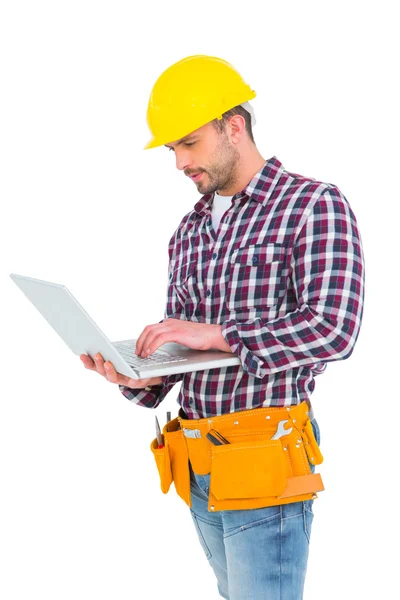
[155,415,164,449]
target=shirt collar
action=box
[193,156,285,217]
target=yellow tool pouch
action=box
[210,439,287,500]
[150,416,191,504]
[150,400,324,512]
[150,438,172,494]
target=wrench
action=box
[271,419,293,440]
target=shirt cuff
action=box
[118,373,183,408]
[118,384,161,408]
[220,319,266,379]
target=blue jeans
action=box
[189,418,321,600]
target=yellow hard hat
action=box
[144,55,256,150]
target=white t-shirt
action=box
[211,192,233,233]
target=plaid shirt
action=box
[119,156,365,418]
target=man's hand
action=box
[80,353,163,388]
[135,318,229,357]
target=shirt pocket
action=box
[169,259,198,308]
[227,243,287,311]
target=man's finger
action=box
[135,322,163,355]
[80,354,95,369]
[104,361,117,381]
[137,322,171,356]
[101,361,127,386]
[145,330,175,356]
[135,325,151,355]
[94,353,106,376]
[104,362,135,387]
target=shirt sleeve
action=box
[118,226,186,408]
[220,186,365,379]
[118,372,183,409]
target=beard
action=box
[195,133,241,196]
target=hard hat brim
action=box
[144,91,257,150]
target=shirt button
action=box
[208,219,211,226]
[252,256,258,264]
[212,253,217,259]
[189,398,194,405]
[206,290,211,297]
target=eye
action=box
[168,142,195,152]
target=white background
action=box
[1,1,398,598]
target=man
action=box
[80,55,365,599]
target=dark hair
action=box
[211,104,255,144]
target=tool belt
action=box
[150,400,324,512]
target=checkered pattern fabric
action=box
[119,156,365,418]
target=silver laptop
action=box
[10,273,241,380]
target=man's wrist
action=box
[211,324,231,353]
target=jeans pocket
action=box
[190,511,212,559]
[307,418,322,472]
[311,417,321,446]
[302,500,314,544]
[190,468,209,501]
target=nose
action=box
[174,149,193,172]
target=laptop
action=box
[9,273,242,380]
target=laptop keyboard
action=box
[113,341,188,368]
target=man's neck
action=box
[216,154,266,196]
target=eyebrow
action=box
[164,135,198,148]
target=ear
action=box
[227,114,246,144]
